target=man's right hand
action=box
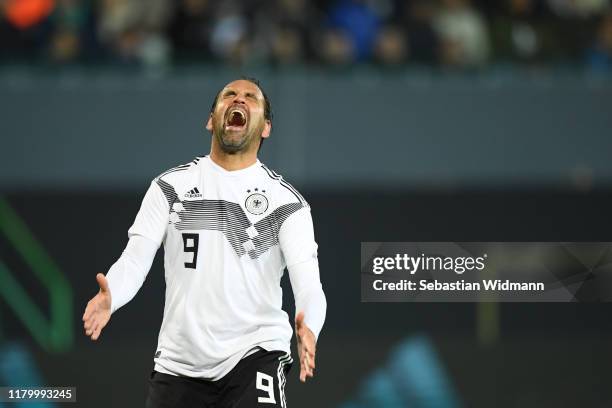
[82,273,112,341]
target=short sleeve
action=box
[127,181,170,247]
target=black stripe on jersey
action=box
[157,165,190,180]
[267,168,305,200]
[261,164,306,204]
[158,155,208,180]
[154,180,305,259]
[155,158,203,204]
[279,179,307,206]
[192,155,207,164]
[156,179,180,208]
[250,202,304,258]
[176,199,252,256]
[277,353,292,408]
[173,199,304,259]
[260,163,276,179]
[260,164,308,206]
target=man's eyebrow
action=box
[221,86,261,98]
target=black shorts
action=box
[145,349,293,408]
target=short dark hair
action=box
[209,77,273,123]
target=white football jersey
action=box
[126,155,318,380]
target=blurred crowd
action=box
[1,0,612,71]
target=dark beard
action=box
[214,120,250,154]
[218,132,248,154]
[212,113,264,154]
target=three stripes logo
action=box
[184,187,202,199]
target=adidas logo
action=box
[184,187,202,198]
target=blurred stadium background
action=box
[2,0,612,407]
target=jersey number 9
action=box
[182,233,199,269]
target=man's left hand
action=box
[295,311,316,383]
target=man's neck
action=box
[209,149,258,172]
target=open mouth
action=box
[225,107,247,130]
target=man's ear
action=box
[262,120,271,139]
[206,114,213,132]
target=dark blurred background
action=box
[1,1,612,407]
[2,0,612,70]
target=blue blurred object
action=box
[0,342,55,408]
[586,47,612,72]
[359,369,404,406]
[340,335,461,408]
[328,0,380,60]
